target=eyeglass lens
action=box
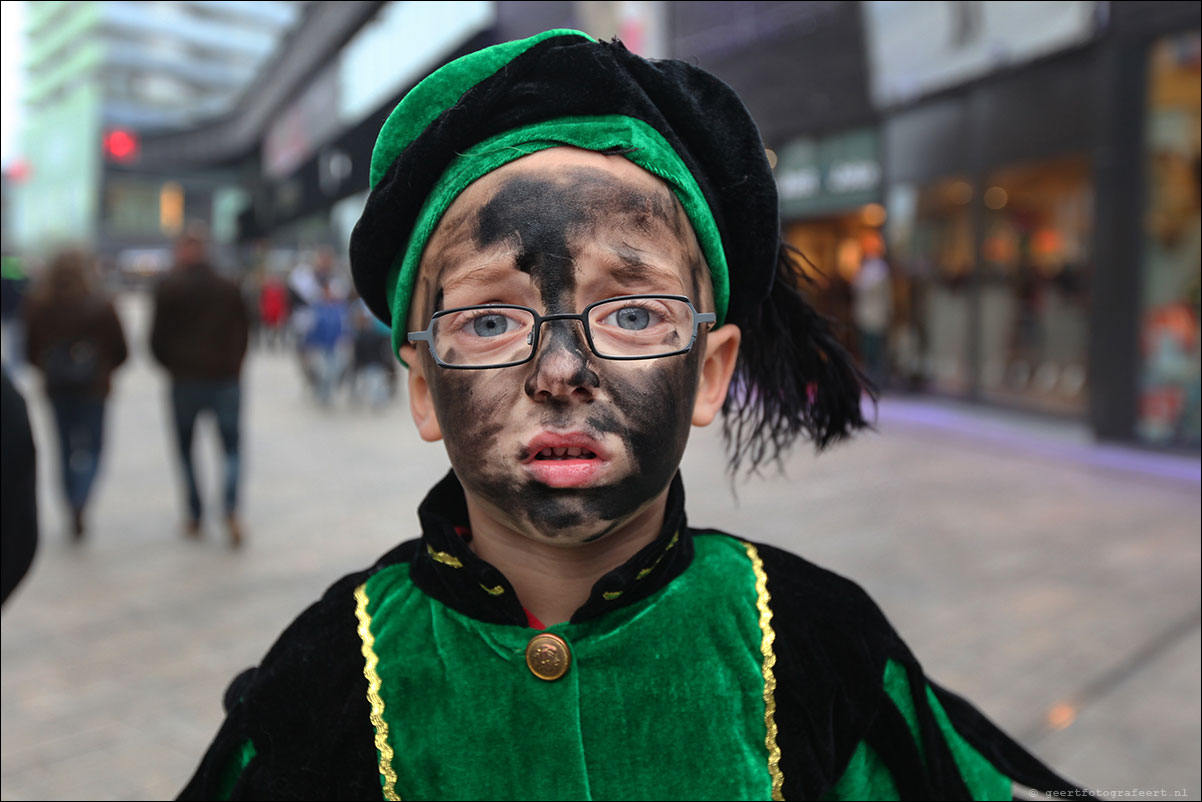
[430,297,697,367]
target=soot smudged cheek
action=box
[429,369,510,473]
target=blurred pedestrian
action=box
[258,273,289,350]
[241,266,264,350]
[349,296,397,408]
[853,235,893,391]
[2,367,38,606]
[149,224,250,547]
[290,246,349,398]
[23,249,128,539]
[304,280,349,406]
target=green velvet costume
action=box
[179,472,1078,800]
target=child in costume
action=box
[180,31,1085,801]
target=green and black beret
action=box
[349,29,870,471]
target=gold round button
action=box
[525,633,571,681]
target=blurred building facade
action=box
[668,0,1199,451]
[4,0,1198,451]
[9,0,307,267]
[867,1,1198,450]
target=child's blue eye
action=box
[472,313,518,337]
[609,307,651,330]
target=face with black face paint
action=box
[404,147,727,546]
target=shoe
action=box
[184,519,202,539]
[71,507,86,541]
[226,516,244,548]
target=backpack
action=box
[43,339,101,392]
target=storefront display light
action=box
[860,202,887,227]
[159,181,184,236]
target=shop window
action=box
[978,154,1092,414]
[784,205,889,362]
[888,176,975,394]
[1139,31,1201,447]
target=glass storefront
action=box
[978,155,1092,413]
[783,207,887,359]
[776,127,886,371]
[1138,30,1201,447]
[888,176,975,394]
[888,160,1093,411]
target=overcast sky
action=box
[1,1,26,169]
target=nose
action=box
[524,319,599,402]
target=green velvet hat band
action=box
[385,115,731,358]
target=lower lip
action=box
[525,458,605,488]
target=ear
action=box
[692,324,741,427]
[400,343,443,442]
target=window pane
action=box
[889,176,975,395]
[1139,31,1201,447]
[977,154,1092,414]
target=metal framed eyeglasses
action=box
[408,294,717,370]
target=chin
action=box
[513,496,623,545]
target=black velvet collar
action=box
[409,470,693,627]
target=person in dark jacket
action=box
[150,225,250,546]
[24,249,128,539]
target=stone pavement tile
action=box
[1031,627,1202,800]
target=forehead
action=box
[417,147,705,302]
[446,147,681,226]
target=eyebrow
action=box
[606,248,688,291]
[439,262,521,297]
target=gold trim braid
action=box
[426,544,463,568]
[354,583,402,801]
[743,542,784,801]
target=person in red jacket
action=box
[258,275,289,351]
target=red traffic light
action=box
[104,129,139,162]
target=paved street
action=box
[2,291,1199,801]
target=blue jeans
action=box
[49,394,106,512]
[170,379,242,522]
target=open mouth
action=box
[535,447,598,460]
[523,433,609,487]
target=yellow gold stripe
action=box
[743,542,783,801]
[354,583,402,801]
[426,544,463,568]
[479,583,505,596]
[635,530,681,580]
[602,590,623,600]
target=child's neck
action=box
[463,491,669,627]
